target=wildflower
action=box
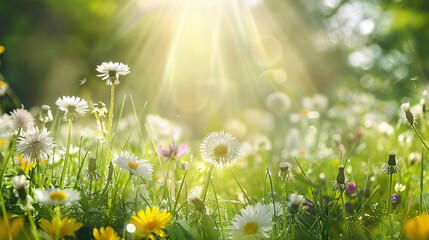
[278,162,291,180]
[395,183,406,192]
[39,105,53,123]
[290,193,306,212]
[0,80,8,96]
[92,101,108,118]
[392,194,400,204]
[10,107,35,132]
[130,206,172,239]
[231,203,274,239]
[265,91,291,115]
[93,226,123,240]
[405,214,429,240]
[35,187,81,206]
[383,152,399,175]
[345,202,352,212]
[56,96,89,121]
[16,127,54,162]
[115,151,153,180]
[40,216,82,239]
[0,45,4,54]
[332,165,348,192]
[158,138,188,161]
[187,186,205,212]
[96,61,130,85]
[16,154,36,174]
[346,183,357,195]
[401,102,414,125]
[200,130,240,168]
[0,215,24,240]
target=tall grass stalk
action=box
[59,119,72,189]
[229,167,251,204]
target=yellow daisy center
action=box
[128,161,139,169]
[213,144,228,159]
[244,221,258,235]
[299,109,309,116]
[49,191,67,201]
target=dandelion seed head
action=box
[200,130,240,168]
[16,127,54,162]
[10,107,35,132]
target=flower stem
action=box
[229,167,251,204]
[202,165,214,203]
[388,174,393,215]
[36,157,43,188]
[411,124,429,152]
[55,206,61,240]
[107,83,115,146]
[0,190,12,240]
[340,191,347,230]
[211,179,224,239]
[59,119,72,189]
[0,134,19,189]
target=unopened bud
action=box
[88,155,97,172]
[401,102,414,125]
[336,165,345,184]
[39,105,53,123]
[279,162,290,172]
[388,152,397,166]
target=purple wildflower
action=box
[346,183,357,195]
[392,194,400,204]
[158,138,188,162]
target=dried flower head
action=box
[401,102,414,125]
[10,107,35,133]
[383,152,400,175]
[333,165,348,192]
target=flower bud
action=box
[336,165,345,184]
[39,105,53,123]
[388,152,397,166]
[401,102,414,125]
[88,155,97,173]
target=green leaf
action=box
[177,219,201,240]
[202,213,219,240]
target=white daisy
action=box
[231,203,274,239]
[10,107,35,132]
[16,127,54,162]
[56,96,89,120]
[115,151,153,180]
[200,130,240,168]
[96,61,130,85]
[35,187,81,206]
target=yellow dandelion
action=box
[0,215,24,240]
[0,45,4,55]
[93,226,123,240]
[17,155,36,174]
[130,206,172,240]
[40,216,82,239]
[405,214,429,240]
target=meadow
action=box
[1,0,429,239]
[0,59,428,240]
